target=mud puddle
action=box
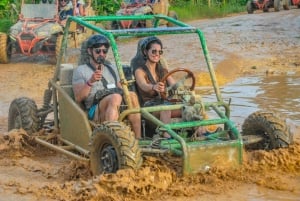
[0,68,299,201]
[196,72,300,135]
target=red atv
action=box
[246,0,282,13]
[282,0,300,9]
[111,0,178,29]
[0,0,64,63]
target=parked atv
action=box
[8,15,294,176]
[246,0,282,13]
[282,0,300,9]
[110,0,178,29]
[0,0,93,64]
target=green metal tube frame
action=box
[53,14,243,174]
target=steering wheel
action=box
[160,68,196,100]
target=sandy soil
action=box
[0,9,300,201]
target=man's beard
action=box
[96,56,105,64]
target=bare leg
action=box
[99,94,122,121]
[128,92,141,139]
[160,109,181,138]
[160,110,172,138]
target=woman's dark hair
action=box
[141,36,163,55]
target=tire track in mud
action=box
[0,131,300,201]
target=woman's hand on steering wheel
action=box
[160,68,196,100]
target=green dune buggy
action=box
[8,14,293,175]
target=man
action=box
[58,0,73,26]
[72,34,141,139]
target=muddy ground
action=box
[0,9,300,201]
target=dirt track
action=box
[0,9,300,201]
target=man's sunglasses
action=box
[60,0,68,2]
[151,49,163,55]
[94,48,108,54]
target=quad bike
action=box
[282,0,300,9]
[110,0,178,29]
[8,15,293,176]
[246,0,286,13]
[0,0,94,64]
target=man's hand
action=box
[90,69,102,83]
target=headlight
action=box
[37,32,48,37]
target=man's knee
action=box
[108,93,123,105]
[99,93,122,108]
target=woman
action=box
[134,36,180,138]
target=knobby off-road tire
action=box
[242,110,293,150]
[55,34,63,62]
[263,6,269,12]
[167,11,178,27]
[8,97,40,135]
[246,1,254,14]
[0,33,10,64]
[282,0,290,10]
[89,121,142,175]
[274,0,281,11]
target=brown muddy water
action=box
[194,72,300,132]
[0,64,300,201]
[201,72,300,133]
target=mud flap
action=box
[183,139,243,175]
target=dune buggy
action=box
[110,0,178,29]
[0,0,93,64]
[8,15,293,175]
[281,0,300,9]
[246,0,285,13]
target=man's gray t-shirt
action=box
[72,63,120,109]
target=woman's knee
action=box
[129,92,140,107]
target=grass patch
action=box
[172,3,245,22]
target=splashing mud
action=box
[0,129,299,201]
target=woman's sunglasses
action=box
[151,49,163,55]
[94,48,108,54]
[60,0,68,2]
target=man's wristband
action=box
[86,80,93,87]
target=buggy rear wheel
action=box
[242,110,293,150]
[0,33,10,64]
[8,97,40,135]
[89,122,142,175]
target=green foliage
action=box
[92,0,122,15]
[0,19,14,33]
[172,0,245,21]
[0,0,19,33]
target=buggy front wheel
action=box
[0,33,10,64]
[89,122,142,175]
